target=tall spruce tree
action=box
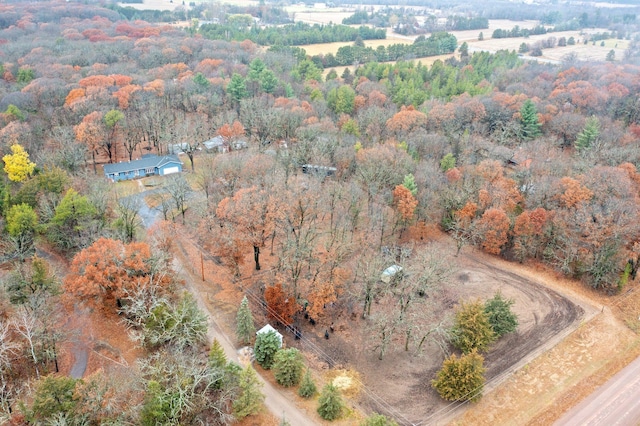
[402,173,417,196]
[575,116,600,153]
[236,296,256,345]
[520,99,542,140]
[233,366,264,419]
[484,292,518,337]
[208,338,228,369]
[272,348,305,387]
[254,330,280,369]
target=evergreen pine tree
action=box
[575,116,600,153]
[236,296,256,346]
[432,350,486,402]
[440,153,456,172]
[227,73,248,103]
[208,338,228,369]
[317,384,343,421]
[272,348,305,387]
[254,330,281,369]
[520,99,542,139]
[484,292,518,337]
[233,366,264,419]
[459,42,469,58]
[402,173,417,196]
[298,368,317,398]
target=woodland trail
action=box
[137,190,319,425]
[172,248,319,426]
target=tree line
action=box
[199,22,386,46]
[1,1,640,422]
[312,32,458,67]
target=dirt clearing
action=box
[297,238,592,425]
[180,224,598,426]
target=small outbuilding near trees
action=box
[256,324,283,348]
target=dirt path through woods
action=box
[172,238,320,426]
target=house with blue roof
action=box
[103,154,183,181]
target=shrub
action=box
[317,384,343,421]
[451,300,496,354]
[298,368,317,398]
[432,351,486,402]
[484,292,518,337]
[272,348,305,387]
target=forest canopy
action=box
[0,0,640,423]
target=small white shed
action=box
[381,265,403,284]
[256,324,283,348]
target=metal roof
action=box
[103,155,182,175]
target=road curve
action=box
[554,355,640,426]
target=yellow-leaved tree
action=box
[3,144,36,182]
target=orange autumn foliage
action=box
[513,208,550,237]
[455,201,478,223]
[367,90,387,107]
[476,208,510,255]
[512,208,551,261]
[217,120,245,145]
[618,162,640,187]
[64,238,165,309]
[65,88,86,106]
[386,105,427,134]
[558,176,593,208]
[445,167,462,182]
[393,185,418,222]
[74,111,104,152]
[113,84,141,109]
[144,79,165,96]
[195,58,224,76]
[110,74,133,86]
[307,282,338,320]
[78,74,115,88]
[264,283,298,326]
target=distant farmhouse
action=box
[202,136,248,153]
[103,154,182,182]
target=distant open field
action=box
[291,9,358,25]
[120,1,631,64]
[118,0,260,12]
[468,28,629,63]
[118,0,187,12]
[298,12,630,65]
[303,31,413,56]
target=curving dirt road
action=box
[470,259,585,381]
[133,187,317,425]
[554,355,640,426]
[173,254,319,426]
